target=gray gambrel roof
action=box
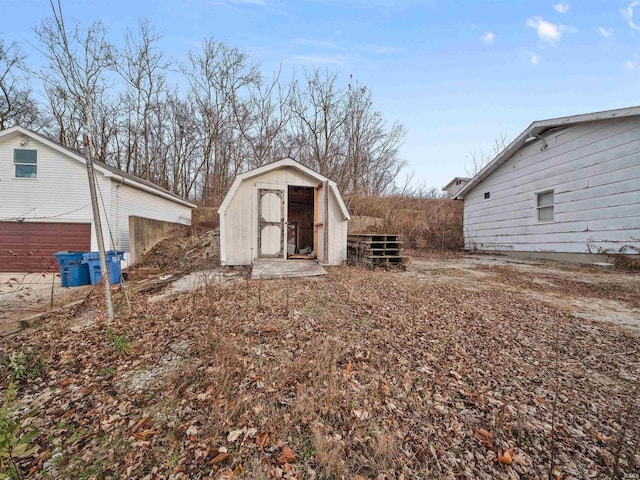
[0,126,196,208]
[455,105,640,200]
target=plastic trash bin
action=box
[53,251,91,287]
[82,250,125,285]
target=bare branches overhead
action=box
[7,16,407,203]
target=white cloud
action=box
[622,1,640,30]
[594,27,613,38]
[623,60,636,69]
[531,53,540,65]
[480,31,495,45]
[553,3,570,13]
[526,16,565,44]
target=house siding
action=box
[463,117,640,254]
[1,130,193,268]
[0,134,112,252]
[109,180,192,252]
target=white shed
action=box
[218,158,351,266]
[0,126,195,272]
[456,106,640,262]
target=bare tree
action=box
[465,132,508,177]
[117,19,169,180]
[0,39,40,130]
[35,0,117,320]
[182,38,260,204]
[342,77,406,194]
[234,66,293,168]
[289,68,347,180]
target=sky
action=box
[2,0,640,190]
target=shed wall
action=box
[463,117,640,254]
[221,166,348,265]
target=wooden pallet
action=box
[347,233,412,270]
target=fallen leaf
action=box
[227,428,244,442]
[210,452,229,464]
[276,446,295,465]
[133,429,159,440]
[344,361,353,379]
[380,379,391,396]
[474,428,493,447]
[551,466,563,479]
[256,432,269,451]
[498,447,514,465]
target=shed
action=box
[456,106,640,262]
[218,158,351,266]
[0,126,195,272]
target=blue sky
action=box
[2,0,640,190]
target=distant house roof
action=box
[218,157,351,220]
[442,177,470,191]
[0,126,196,208]
[455,105,640,200]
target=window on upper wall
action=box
[536,190,554,222]
[14,149,37,178]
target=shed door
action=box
[258,188,285,258]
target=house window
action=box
[14,149,37,178]
[536,190,554,222]
[484,192,490,199]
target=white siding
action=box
[327,188,348,264]
[463,117,640,254]
[220,166,348,265]
[1,132,193,259]
[0,134,111,252]
[109,181,192,252]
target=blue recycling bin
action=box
[82,250,125,285]
[53,252,91,287]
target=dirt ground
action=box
[1,252,639,479]
[407,253,640,332]
[0,273,95,330]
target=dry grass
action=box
[346,194,463,250]
[2,259,639,479]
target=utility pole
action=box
[83,129,114,321]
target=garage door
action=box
[0,222,91,272]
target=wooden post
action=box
[83,132,114,321]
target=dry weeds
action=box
[1,260,639,479]
[346,195,463,250]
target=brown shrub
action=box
[346,194,464,250]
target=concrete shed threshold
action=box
[251,259,327,280]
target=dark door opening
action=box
[287,186,315,259]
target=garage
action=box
[0,222,91,272]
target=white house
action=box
[0,126,195,272]
[455,106,640,262]
[218,158,350,266]
[442,177,470,198]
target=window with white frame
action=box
[536,190,554,222]
[14,149,38,178]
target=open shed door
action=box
[258,188,285,258]
[314,181,330,263]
